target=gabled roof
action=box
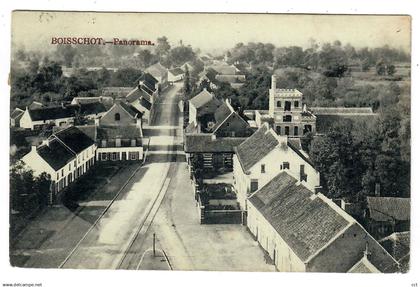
[213,102,232,123]
[311,107,374,115]
[235,124,279,172]
[189,89,221,109]
[347,257,380,273]
[169,67,184,76]
[145,62,167,79]
[184,134,246,153]
[209,64,238,75]
[366,196,410,222]
[36,126,95,171]
[379,232,410,262]
[97,125,142,140]
[28,102,107,121]
[101,87,134,98]
[11,108,24,119]
[248,172,351,261]
[37,139,75,171]
[52,126,95,154]
[119,101,142,119]
[138,72,158,95]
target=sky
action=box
[11,11,411,54]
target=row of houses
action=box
[183,79,408,272]
[20,100,145,204]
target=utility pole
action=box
[153,233,156,257]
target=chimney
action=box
[314,185,323,195]
[374,183,381,197]
[271,75,277,90]
[31,145,37,152]
[42,139,50,147]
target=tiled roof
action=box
[184,134,246,153]
[367,197,410,222]
[248,172,350,261]
[235,124,279,172]
[101,87,134,98]
[189,89,220,109]
[379,232,410,262]
[138,72,158,95]
[97,125,142,139]
[215,74,246,83]
[169,67,184,76]
[139,97,152,111]
[76,125,97,141]
[145,62,167,79]
[11,108,24,119]
[126,87,143,103]
[72,97,114,109]
[210,64,238,75]
[213,102,232,123]
[311,107,374,115]
[37,139,75,171]
[119,101,142,119]
[347,257,380,273]
[28,102,107,121]
[52,126,95,154]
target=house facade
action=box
[19,102,107,130]
[246,172,399,273]
[168,67,185,83]
[145,62,168,91]
[21,126,96,204]
[95,101,144,161]
[188,88,222,125]
[233,123,320,210]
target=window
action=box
[294,126,299,136]
[101,140,107,148]
[276,126,281,135]
[56,173,59,180]
[115,113,121,121]
[61,169,64,176]
[111,152,117,161]
[294,101,299,108]
[283,115,292,122]
[280,164,283,170]
[74,160,76,168]
[101,153,107,161]
[131,139,136,147]
[250,180,259,192]
[284,101,291,111]
[130,152,138,160]
[276,101,282,107]
[261,164,266,173]
[69,164,71,171]
[285,126,290,135]
[283,162,290,169]
[116,138,121,147]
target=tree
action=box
[33,172,52,207]
[183,66,191,98]
[156,36,171,60]
[169,46,196,67]
[56,45,77,67]
[10,161,35,213]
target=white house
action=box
[246,171,399,273]
[168,67,185,83]
[188,88,221,125]
[21,126,96,204]
[145,62,168,90]
[19,102,107,130]
[233,122,320,210]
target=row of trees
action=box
[227,40,409,77]
[10,59,144,109]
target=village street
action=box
[11,82,273,271]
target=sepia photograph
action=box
[6,9,412,278]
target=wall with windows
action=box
[96,146,143,161]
